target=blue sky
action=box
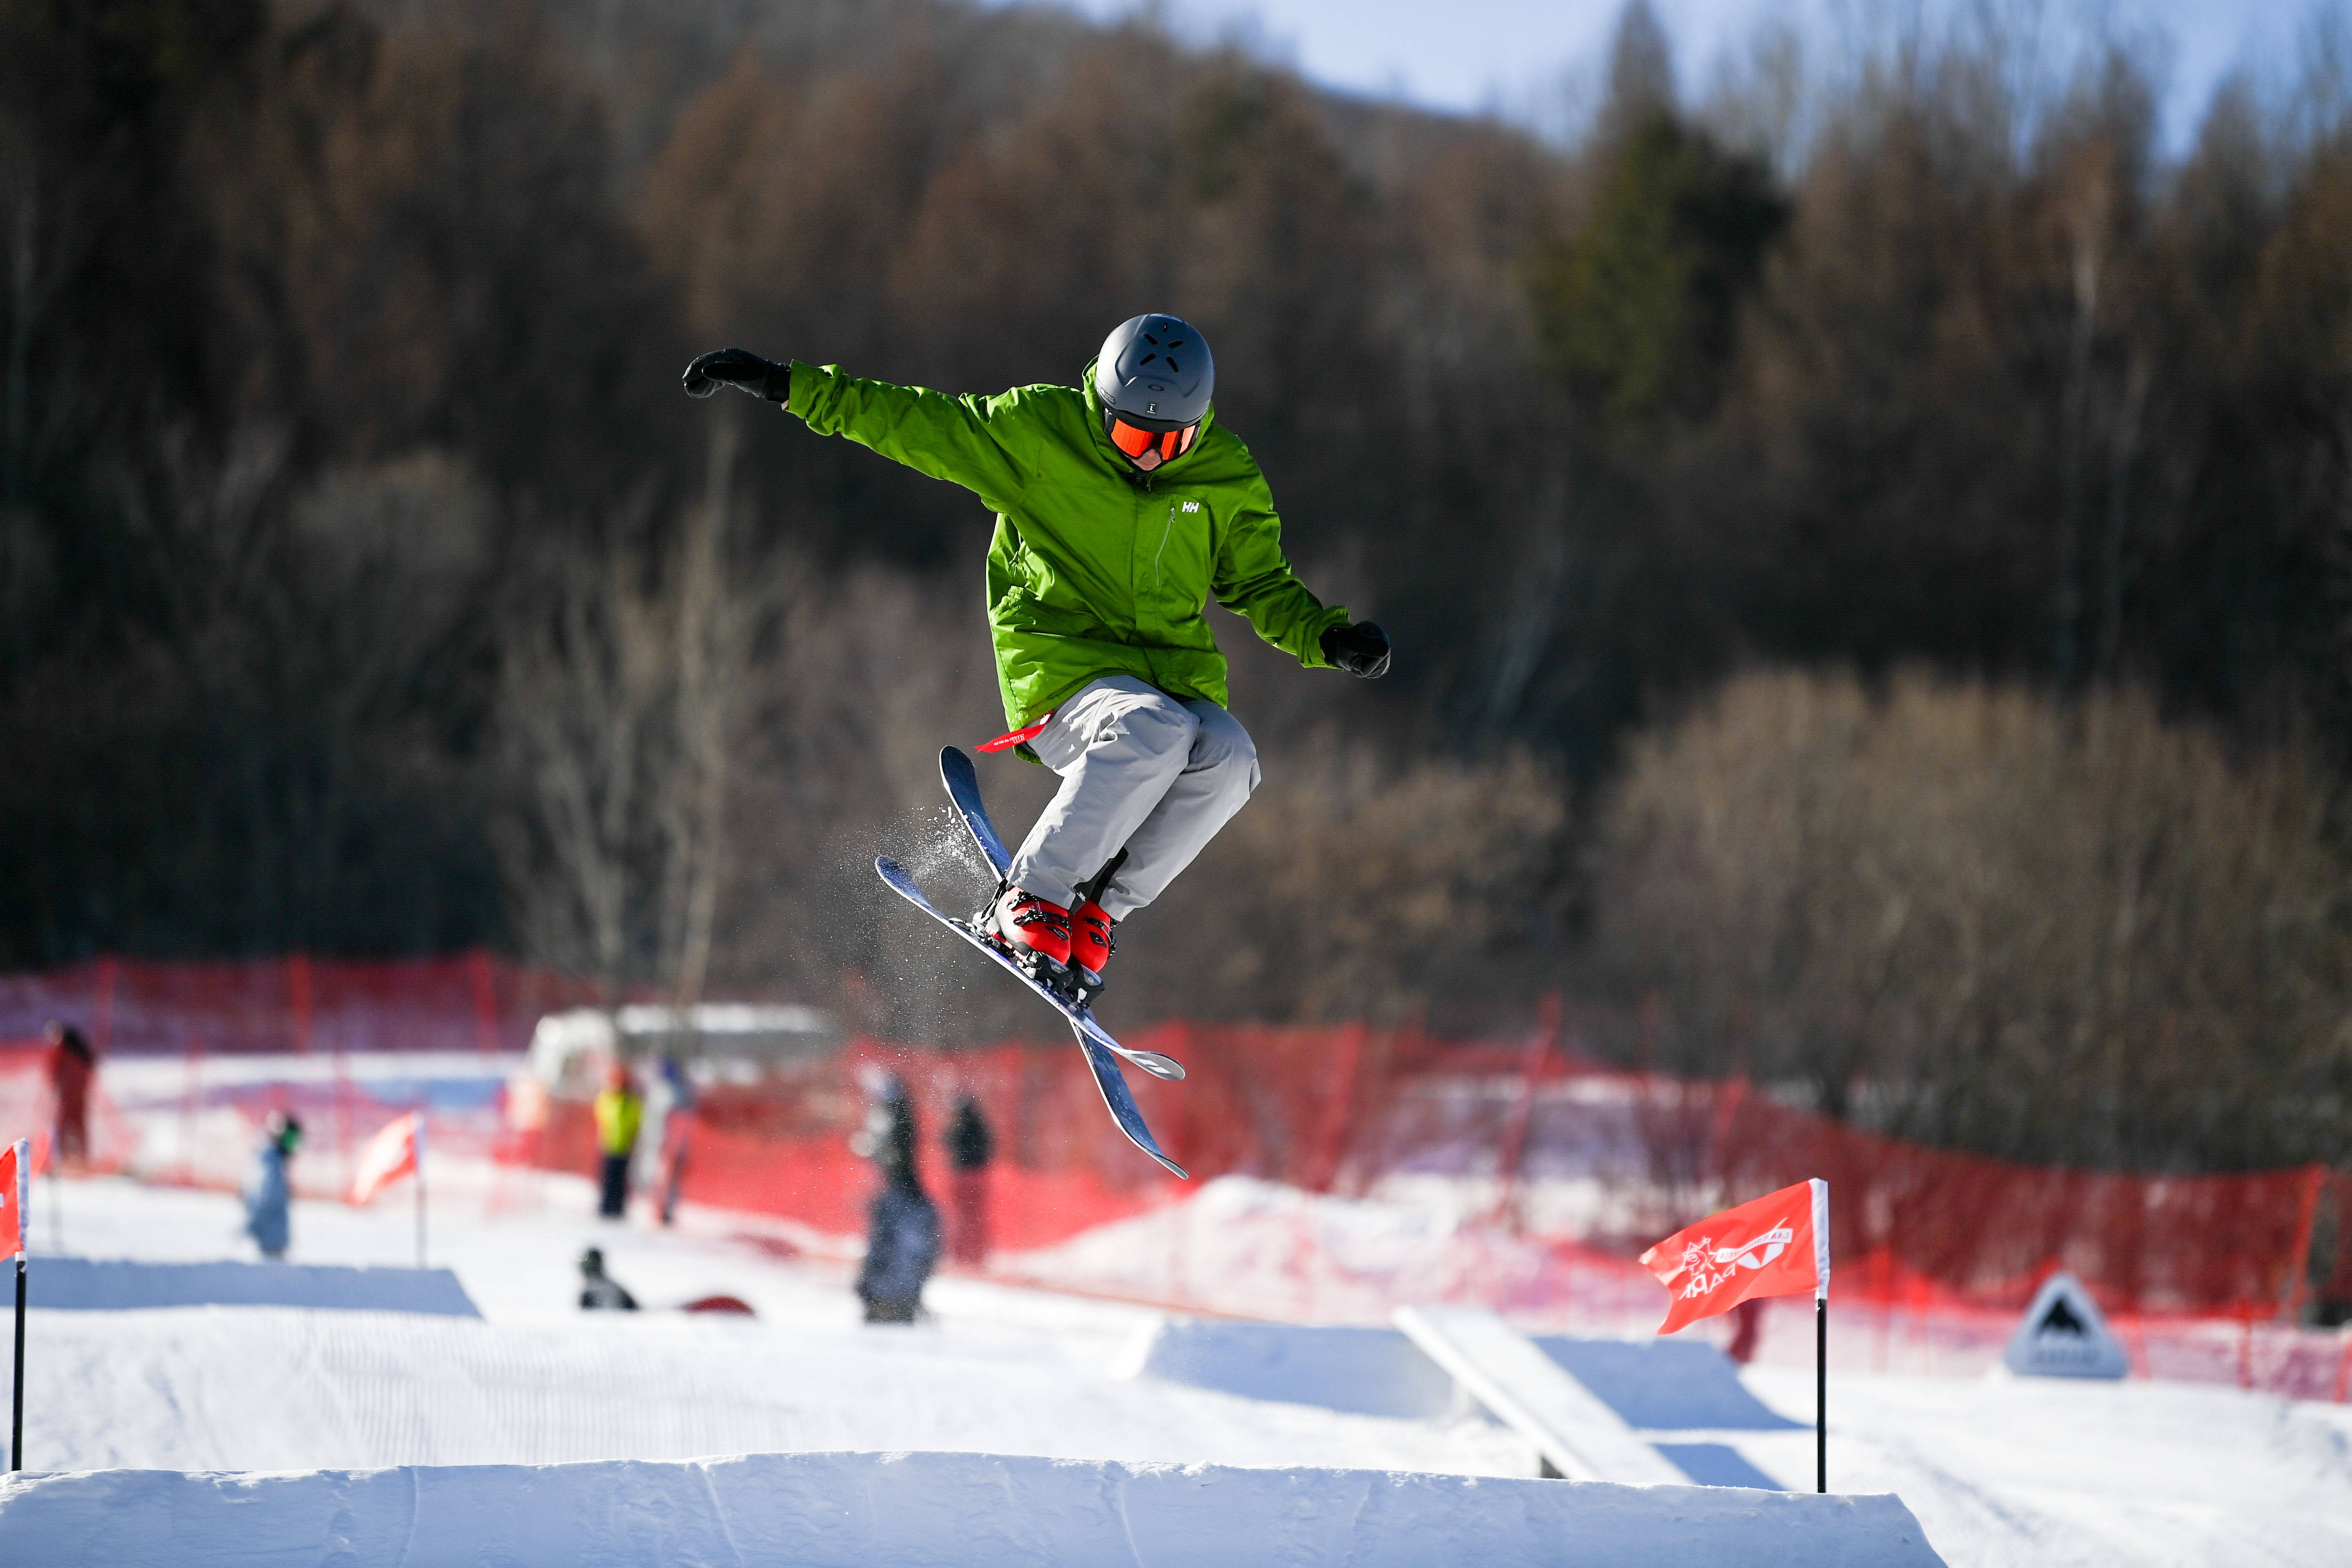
[1047,0,2333,147]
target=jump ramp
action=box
[1393,1306,1689,1485]
[1126,1316,1799,1489]
[25,1258,480,1317]
[0,1451,1947,1568]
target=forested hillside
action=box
[3,0,2347,1164]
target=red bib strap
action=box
[976,712,1055,753]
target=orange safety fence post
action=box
[2282,1165,2328,1326]
[1489,994,1560,1232]
[287,953,314,1055]
[1312,1025,1367,1197]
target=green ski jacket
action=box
[786,359,1350,745]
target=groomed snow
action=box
[0,1452,1943,1568]
[27,1257,479,1315]
[3,1174,2349,1566]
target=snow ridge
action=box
[0,1451,1948,1568]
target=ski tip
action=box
[1125,1051,1187,1083]
[1154,1153,1191,1180]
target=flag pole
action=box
[1816,1296,1827,1492]
[12,1137,29,1472]
[1812,1176,1831,1494]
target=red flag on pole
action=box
[349,1113,420,1205]
[1641,1178,1830,1336]
[0,1141,21,1260]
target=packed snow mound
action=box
[1529,1337,1803,1431]
[27,1258,479,1316]
[20,1303,1544,1476]
[1125,1320,1458,1418]
[1128,1319,1799,1432]
[0,1451,1948,1568]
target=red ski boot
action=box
[1070,901,1115,1004]
[985,886,1073,988]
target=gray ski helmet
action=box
[1093,314,1214,426]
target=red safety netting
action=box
[0,956,2346,1391]
[0,953,601,1057]
[484,1013,2345,1328]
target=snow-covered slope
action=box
[5,1175,2351,1567]
[1,1453,1944,1568]
[28,1256,479,1315]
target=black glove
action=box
[1320,620,1391,679]
[683,348,790,402]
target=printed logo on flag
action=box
[1642,1180,1827,1336]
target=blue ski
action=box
[877,857,1188,1179]
[936,748,1185,1087]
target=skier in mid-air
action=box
[685,315,1389,1001]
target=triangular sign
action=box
[2003,1271,2128,1379]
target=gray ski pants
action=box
[1007,675,1260,921]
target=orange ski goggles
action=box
[1105,412,1200,470]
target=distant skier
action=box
[685,316,1390,1001]
[942,1093,994,1266]
[242,1112,302,1260]
[849,1070,917,1166]
[643,1055,695,1228]
[577,1247,639,1311]
[593,1062,642,1220]
[44,1019,96,1167]
[851,1074,939,1324]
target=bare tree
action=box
[1591,668,2352,1169]
[493,492,763,1002]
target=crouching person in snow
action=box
[857,1164,940,1325]
[685,316,1390,1002]
[851,1076,939,1324]
[243,1111,302,1260]
[578,1247,639,1310]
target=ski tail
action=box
[1071,1021,1188,1179]
[939,747,1013,878]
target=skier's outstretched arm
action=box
[1213,481,1390,679]
[684,348,1027,511]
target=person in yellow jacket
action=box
[593,1061,643,1220]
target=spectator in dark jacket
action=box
[45,1021,96,1166]
[243,1112,302,1260]
[857,1165,941,1324]
[943,1094,994,1266]
[852,1074,939,1323]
